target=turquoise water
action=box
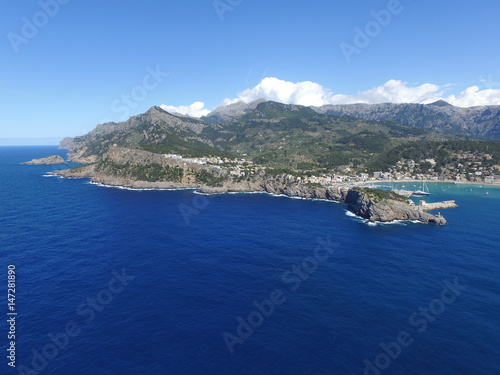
[0,146,499,375]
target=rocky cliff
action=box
[344,189,446,224]
[253,182,447,224]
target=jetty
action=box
[417,200,458,211]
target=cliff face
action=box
[255,180,348,201]
[199,176,447,224]
[344,189,446,224]
[257,183,446,224]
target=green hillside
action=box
[66,102,500,178]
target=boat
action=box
[412,181,431,197]
[412,190,430,196]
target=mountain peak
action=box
[145,105,166,115]
[426,100,453,107]
[252,101,318,118]
[203,98,267,122]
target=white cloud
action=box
[160,101,210,118]
[222,77,500,108]
[445,86,500,107]
[350,80,445,104]
[234,77,335,106]
[160,78,500,117]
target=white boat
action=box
[412,181,431,196]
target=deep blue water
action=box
[0,146,499,375]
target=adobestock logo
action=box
[7,0,71,54]
[178,193,212,225]
[223,236,338,355]
[213,0,243,22]
[17,268,135,375]
[362,277,467,375]
[478,74,500,90]
[340,0,404,64]
[99,64,168,124]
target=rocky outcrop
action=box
[22,155,66,165]
[254,183,447,224]
[344,189,447,224]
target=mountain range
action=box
[61,100,500,179]
[202,99,500,140]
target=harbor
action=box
[390,183,459,212]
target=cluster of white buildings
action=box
[164,154,259,177]
[164,154,207,165]
[484,175,500,184]
[164,154,255,166]
[163,153,500,185]
[302,173,369,185]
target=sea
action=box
[0,146,499,375]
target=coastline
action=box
[52,169,445,227]
[68,176,434,225]
[52,168,450,225]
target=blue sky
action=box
[1,0,500,144]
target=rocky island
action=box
[22,155,66,165]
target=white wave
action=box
[367,219,430,226]
[267,193,290,198]
[310,198,340,203]
[378,220,407,226]
[193,190,264,196]
[409,220,427,224]
[345,210,358,217]
[193,191,215,195]
[344,210,428,226]
[344,210,369,224]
